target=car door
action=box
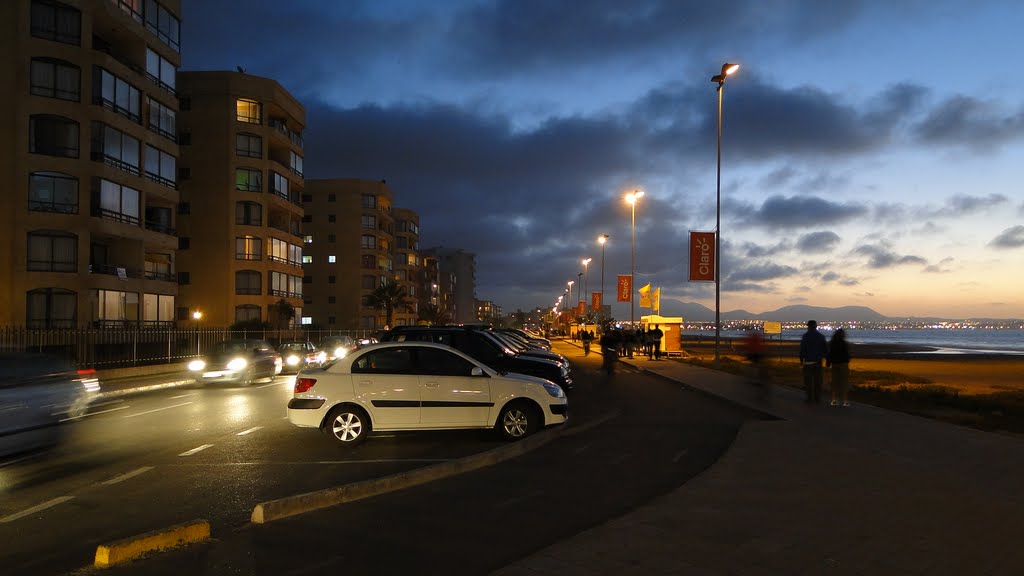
[350,347,421,428]
[416,347,491,427]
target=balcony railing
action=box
[92,206,141,226]
[144,219,177,236]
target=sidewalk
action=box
[493,341,1024,575]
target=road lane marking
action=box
[60,405,131,422]
[101,467,155,485]
[123,401,193,418]
[236,426,263,436]
[179,444,214,456]
[672,449,689,463]
[317,458,451,464]
[0,496,74,523]
[495,489,546,509]
[170,393,198,399]
[256,381,284,389]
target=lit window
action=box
[236,98,261,124]
[328,255,336,263]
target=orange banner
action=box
[689,231,716,282]
[577,301,585,316]
[591,292,602,311]
[617,275,632,302]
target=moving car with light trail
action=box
[188,339,282,385]
[277,341,326,374]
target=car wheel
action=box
[496,400,540,441]
[323,405,370,446]
[238,367,255,386]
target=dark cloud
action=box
[741,240,792,258]
[727,262,799,283]
[989,225,1024,249]
[928,194,1009,217]
[853,244,928,269]
[739,195,868,229]
[796,231,841,254]
[914,95,1024,149]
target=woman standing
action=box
[827,329,852,406]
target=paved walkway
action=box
[493,341,1024,575]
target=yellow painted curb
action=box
[94,519,210,567]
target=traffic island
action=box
[93,519,210,567]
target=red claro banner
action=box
[689,231,716,282]
[577,301,585,316]
[591,291,602,311]
[617,275,632,302]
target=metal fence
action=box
[0,326,376,370]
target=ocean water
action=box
[681,328,1024,355]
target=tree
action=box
[366,280,413,328]
[417,303,451,326]
[271,298,295,330]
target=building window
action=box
[327,234,336,243]
[361,234,376,249]
[144,0,181,52]
[235,201,262,226]
[91,123,140,174]
[270,171,289,199]
[145,47,176,93]
[26,288,76,328]
[361,194,376,209]
[235,168,262,192]
[302,255,312,264]
[144,145,176,188]
[328,194,336,202]
[328,296,336,304]
[144,206,173,235]
[177,202,190,214]
[178,129,191,145]
[236,98,262,124]
[361,275,376,290]
[92,289,139,323]
[178,237,190,249]
[142,293,175,323]
[269,271,301,298]
[95,179,141,225]
[29,114,79,158]
[303,235,313,244]
[235,270,261,295]
[235,304,261,323]
[178,271,190,285]
[327,275,336,284]
[328,255,336,263]
[361,214,376,229]
[236,133,262,158]
[94,67,141,122]
[328,316,336,325]
[30,58,80,101]
[29,171,78,214]
[328,214,336,223]
[112,0,143,22]
[301,194,313,203]
[289,150,303,176]
[27,231,77,272]
[31,0,81,46]
[147,97,176,141]
[235,235,262,260]
[360,255,375,269]
[301,215,312,223]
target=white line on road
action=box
[0,496,74,523]
[123,401,193,418]
[256,381,284,389]
[179,444,214,456]
[60,405,131,422]
[317,458,451,464]
[170,393,198,399]
[236,426,263,436]
[101,466,155,485]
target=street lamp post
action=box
[581,257,591,324]
[625,190,644,326]
[577,272,583,311]
[192,310,203,354]
[598,235,608,322]
[711,62,739,368]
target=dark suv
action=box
[380,326,573,391]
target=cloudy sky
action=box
[183,0,1024,320]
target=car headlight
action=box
[542,382,565,398]
[226,357,247,371]
[286,355,300,365]
[334,347,347,359]
[317,351,327,363]
[188,359,206,371]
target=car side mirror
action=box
[471,367,484,377]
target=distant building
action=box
[420,247,476,324]
[302,179,420,330]
[0,0,183,327]
[175,70,306,328]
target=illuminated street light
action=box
[625,190,644,326]
[581,257,592,323]
[598,235,609,322]
[710,62,738,368]
[192,310,203,354]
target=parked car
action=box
[277,341,326,374]
[492,330,568,366]
[503,328,552,350]
[188,339,282,385]
[0,353,98,459]
[380,325,573,391]
[287,341,568,446]
[318,335,358,361]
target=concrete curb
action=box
[93,519,210,567]
[94,378,195,399]
[251,411,620,524]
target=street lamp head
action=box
[711,62,740,85]
[193,311,203,320]
[582,258,591,266]
[598,234,609,245]
[625,190,644,204]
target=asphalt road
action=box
[82,346,758,576]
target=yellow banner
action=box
[638,283,651,308]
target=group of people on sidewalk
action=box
[799,320,851,406]
[580,325,665,361]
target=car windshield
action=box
[213,341,254,354]
[279,343,309,353]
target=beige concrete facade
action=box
[302,180,420,330]
[1,0,182,327]
[175,71,305,329]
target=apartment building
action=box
[175,71,305,328]
[302,179,420,330]
[1,0,182,327]
[419,247,477,324]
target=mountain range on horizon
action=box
[651,300,1022,323]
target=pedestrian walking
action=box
[799,320,828,404]
[649,324,664,360]
[827,328,851,406]
[582,329,593,356]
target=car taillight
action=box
[294,378,317,393]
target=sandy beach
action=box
[678,338,1024,396]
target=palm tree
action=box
[417,303,451,326]
[366,280,413,328]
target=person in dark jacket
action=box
[799,320,828,404]
[827,328,851,406]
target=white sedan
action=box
[287,341,568,446]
